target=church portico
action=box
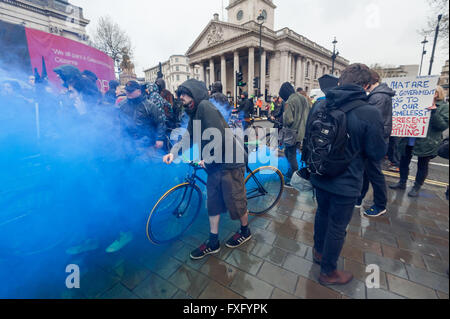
[187,0,349,101]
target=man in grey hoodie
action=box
[357,70,396,217]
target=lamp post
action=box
[419,37,428,76]
[257,12,265,99]
[331,37,339,75]
[428,14,443,76]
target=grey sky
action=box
[72,0,448,78]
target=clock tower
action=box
[226,0,276,30]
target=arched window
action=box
[306,61,310,78]
[314,64,318,79]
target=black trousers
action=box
[285,143,300,179]
[387,137,400,166]
[399,145,434,186]
[359,159,387,210]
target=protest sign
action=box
[385,75,440,138]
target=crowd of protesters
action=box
[1,61,448,286]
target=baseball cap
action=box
[125,80,141,93]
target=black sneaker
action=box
[190,240,220,260]
[225,231,252,248]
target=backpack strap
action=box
[340,99,367,113]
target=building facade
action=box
[438,59,449,100]
[186,0,349,101]
[372,64,419,79]
[144,55,201,94]
[0,0,89,43]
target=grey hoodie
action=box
[368,83,396,141]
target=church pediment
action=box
[186,21,250,56]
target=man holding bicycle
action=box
[163,79,252,260]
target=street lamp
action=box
[257,12,265,99]
[419,37,428,76]
[331,37,339,75]
[428,14,443,76]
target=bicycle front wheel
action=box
[146,183,203,245]
[245,166,284,216]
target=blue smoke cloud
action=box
[0,64,297,298]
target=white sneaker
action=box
[106,232,134,253]
[66,239,99,255]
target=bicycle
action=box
[146,161,284,245]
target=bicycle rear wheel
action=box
[146,183,203,245]
[245,166,284,215]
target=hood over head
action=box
[369,83,396,98]
[177,79,209,107]
[54,65,81,87]
[325,84,369,108]
[279,82,295,102]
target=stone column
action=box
[221,55,227,94]
[295,56,302,89]
[287,52,292,84]
[209,58,215,86]
[261,50,266,101]
[248,47,255,95]
[280,51,289,84]
[233,51,240,100]
[201,63,207,83]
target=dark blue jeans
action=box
[314,187,357,274]
[359,159,387,210]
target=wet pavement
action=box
[57,172,448,300]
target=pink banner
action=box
[25,28,115,93]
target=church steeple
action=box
[226,0,276,30]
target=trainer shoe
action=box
[190,240,220,260]
[225,231,252,249]
[389,182,406,190]
[363,205,387,217]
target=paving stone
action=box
[249,216,271,230]
[344,259,388,291]
[328,279,367,299]
[381,244,426,269]
[294,276,341,299]
[301,212,316,223]
[140,256,182,280]
[386,273,438,299]
[273,236,308,257]
[271,288,299,299]
[361,228,398,247]
[405,265,449,294]
[295,230,315,246]
[364,252,408,279]
[257,262,298,294]
[225,249,264,276]
[266,220,298,239]
[436,291,449,299]
[345,233,383,256]
[199,257,239,286]
[99,283,139,299]
[422,226,449,239]
[252,227,277,245]
[114,261,152,291]
[423,255,449,276]
[133,273,178,299]
[168,265,211,298]
[283,254,320,282]
[172,290,193,299]
[411,232,449,248]
[396,237,441,258]
[366,288,405,299]
[78,267,121,299]
[340,245,364,263]
[251,242,287,266]
[229,270,274,299]
[198,281,244,299]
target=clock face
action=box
[237,10,244,21]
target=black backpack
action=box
[301,99,366,178]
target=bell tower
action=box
[226,0,276,30]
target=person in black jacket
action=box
[357,70,395,217]
[119,80,165,150]
[310,63,386,286]
[164,79,250,260]
[210,81,232,122]
[238,92,254,130]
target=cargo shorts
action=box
[207,167,248,220]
